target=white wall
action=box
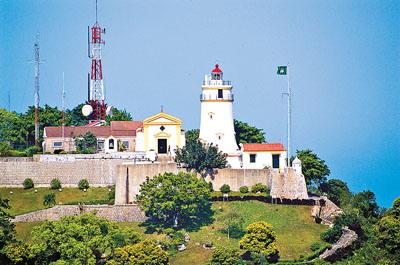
[242,151,287,170]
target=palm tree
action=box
[43,193,56,207]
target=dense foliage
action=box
[0,196,15,251]
[220,184,231,193]
[0,105,132,153]
[294,149,331,188]
[175,139,227,176]
[137,172,212,229]
[107,240,168,265]
[233,120,266,144]
[239,221,279,262]
[75,132,97,154]
[208,247,241,265]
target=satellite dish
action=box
[82,104,93,117]
[106,106,113,116]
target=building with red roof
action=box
[240,143,287,170]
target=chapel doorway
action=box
[158,139,167,154]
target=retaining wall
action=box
[115,163,272,204]
[13,204,147,222]
[0,160,126,187]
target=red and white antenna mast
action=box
[83,0,110,122]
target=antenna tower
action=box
[85,0,107,121]
[33,34,43,146]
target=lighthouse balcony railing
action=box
[202,80,231,86]
[200,94,234,101]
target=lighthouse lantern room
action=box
[199,64,241,168]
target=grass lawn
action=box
[15,200,327,265]
[0,187,110,216]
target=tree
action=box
[185,129,199,143]
[375,198,400,259]
[294,149,330,187]
[209,247,241,265]
[136,172,212,228]
[107,240,168,265]
[319,179,351,207]
[0,195,15,250]
[106,108,132,124]
[0,109,27,149]
[234,120,265,144]
[75,132,97,154]
[66,103,87,126]
[351,190,380,219]
[218,211,244,239]
[175,139,227,176]
[29,213,141,264]
[239,221,279,262]
[0,142,11,157]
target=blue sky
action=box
[1,0,399,207]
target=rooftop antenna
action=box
[96,0,98,23]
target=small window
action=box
[250,154,256,163]
[53,141,63,148]
[109,139,115,149]
[218,89,223,99]
[160,126,165,131]
[122,140,129,149]
[97,140,105,151]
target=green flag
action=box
[277,66,287,75]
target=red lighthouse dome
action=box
[211,64,223,80]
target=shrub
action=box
[23,178,34,189]
[0,142,11,157]
[251,183,268,193]
[24,146,41,157]
[43,193,56,207]
[209,246,241,265]
[50,178,61,190]
[310,242,322,252]
[208,181,214,192]
[108,185,115,205]
[220,184,231,194]
[239,186,249,194]
[78,179,90,190]
[321,225,342,243]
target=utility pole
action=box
[62,72,65,139]
[287,64,291,167]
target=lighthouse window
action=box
[218,89,223,99]
[250,154,256,163]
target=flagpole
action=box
[287,64,291,168]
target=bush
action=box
[321,224,342,243]
[24,146,41,157]
[208,181,214,192]
[220,184,231,194]
[108,185,115,205]
[251,183,268,193]
[50,178,62,190]
[43,193,56,207]
[23,178,34,189]
[209,246,241,265]
[78,179,90,190]
[239,186,249,194]
[310,242,322,252]
[0,142,12,157]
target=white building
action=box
[199,64,241,168]
[240,143,287,170]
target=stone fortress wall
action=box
[114,163,272,204]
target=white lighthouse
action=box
[199,64,241,168]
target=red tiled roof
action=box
[211,64,222,73]
[242,143,286,152]
[44,121,142,138]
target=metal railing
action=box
[202,80,231,86]
[200,94,234,101]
